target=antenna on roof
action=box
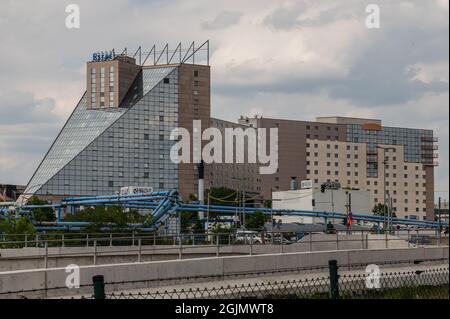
[169,42,182,64]
[128,41,210,66]
[142,45,156,65]
[132,46,142,65]
[155,43,169,65]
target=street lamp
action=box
[232,177,247,229]
[376,146,396,233]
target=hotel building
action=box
[23,44,438,220]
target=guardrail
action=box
[0,229,448,269]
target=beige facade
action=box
[235,115,437,220]
[305,140,428,219]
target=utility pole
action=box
[382,148,387,232]
[331,189,335,225]
[438,197,442,242]
[377,146,395,233]
[345,191,349,232]
[347,192,352,234]
[388,194,393,234]
[242,178,246,229]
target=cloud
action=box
[201,11,242,30]
[0,91,60,124]
[0,0,447,201]
[0,90,62,185]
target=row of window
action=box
[90,66,115,108]
[307,143,359,151]
[306,152,360,159]
[306,125,340,131]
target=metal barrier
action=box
[0,229,448,269]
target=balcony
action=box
[421,152,439,159]
[421,144,438,151]
[421,136,438,142]
[422,159,439,167]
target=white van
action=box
[235,230,262,244]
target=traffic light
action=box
[320,183,326,193]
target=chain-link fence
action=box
[96,265,448,300]
[339,267,449,299]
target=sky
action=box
[0,0,448,201]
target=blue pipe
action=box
[24,189,447,230]
[63,191,170,202]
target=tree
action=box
[64,206,145,232]
[188,193,198,203]
[28,196,56,222]
[372,203,396,218]
[192,219,204,234]
[244,211,268,231]
[180,211,198,232]
[264,200,272,209]
[0,217,36,247]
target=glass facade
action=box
[346,124,434,177]
[26,66,178,196]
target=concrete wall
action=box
[0,246,447,299]
[0,234,411,271]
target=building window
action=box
[109,92,114,107]
[90,67,97,107]
[108,181,114,187]
[194,70,199,77]
[100,67,105,93]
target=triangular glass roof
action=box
[25,66,176,194]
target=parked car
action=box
[235,230,262,244]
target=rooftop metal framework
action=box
[120,41,210,66]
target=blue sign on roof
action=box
[92,49,115,62]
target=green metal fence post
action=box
[328,259,339,299]
[93,275,105,299]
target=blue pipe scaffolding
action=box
[18,189,448,230]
